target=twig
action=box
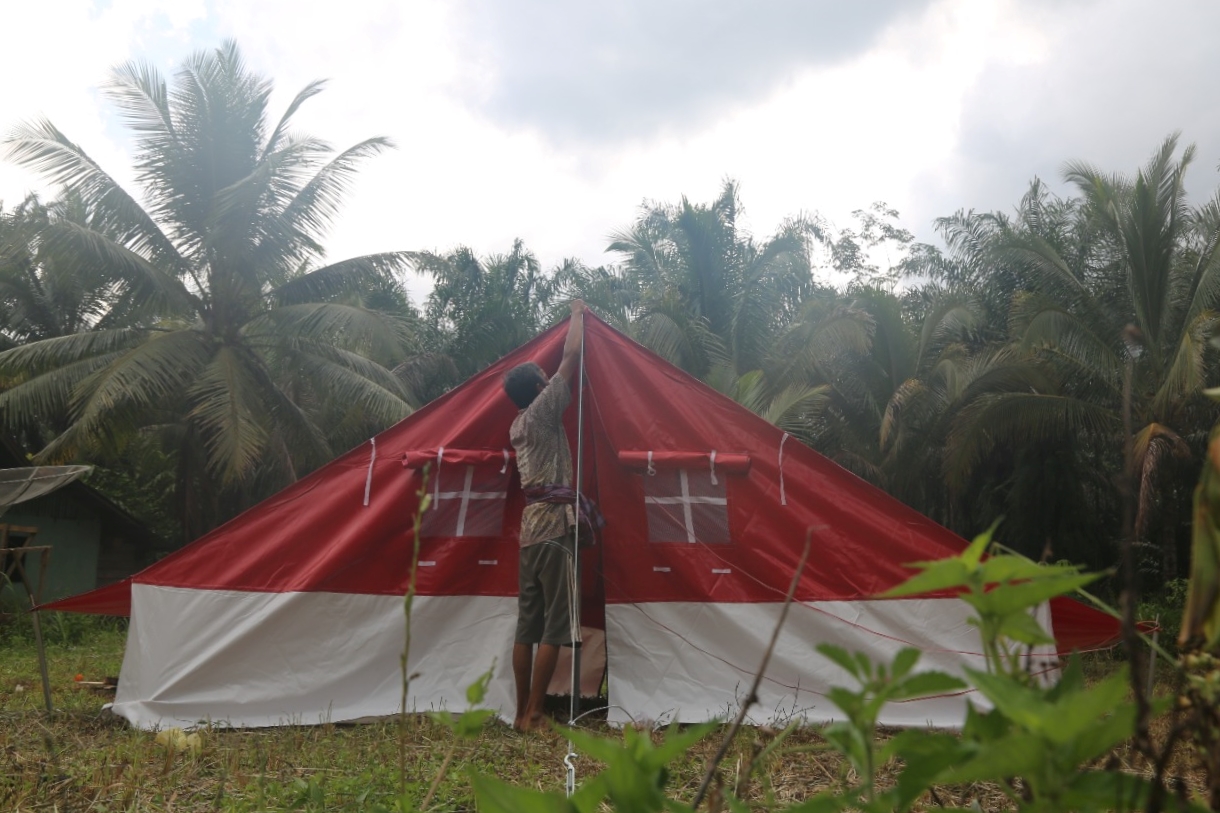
[691,531,813,810]
[400,469,432,802]
[420,743,456,809]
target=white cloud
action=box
[3,0,1218,308]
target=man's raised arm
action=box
[556,300,587,383]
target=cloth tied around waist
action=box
[521,484,605,546]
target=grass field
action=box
[0,616,1206,812]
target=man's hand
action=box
[557,300,587,382]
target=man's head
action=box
[503,362,548,409]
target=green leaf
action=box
[941,731,1047,782]
[962,521,1000,568]
[778,790,852,813]
[883,731,970,809]
[1061,703,1138,765]
[992,608,1055,646]
[648,721,719,767]
[466,665,494,705]
[1040,667,1130,745]
[816,644,863,680]
[962,669,1047,731]
[890,648,920,680]
[887,671,968,702]
[425,710,456,733]
[470,772,577,813]
[453,709,496,738]
[879,559,970,598]
[563,726,629,765]
[968,571,1100,615]
[962,703,1011,742]
[1057,770,1155,813]
[1044,654,1085,702]
[977,555,1073,584]
[826,687,863,718]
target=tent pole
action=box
[569,315,587,725]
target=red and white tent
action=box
[47,314,1119,729]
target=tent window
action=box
[420,465,509,539]
[643,468,729,545]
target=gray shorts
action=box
[516,534,580,646]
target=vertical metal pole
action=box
[569,319,586,725]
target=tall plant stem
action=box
[400,470,431,805]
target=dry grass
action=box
[0,619,1210,811]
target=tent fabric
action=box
[44,314,1120,729]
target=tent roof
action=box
[42,314,1121,651]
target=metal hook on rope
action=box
[564,750,578,797]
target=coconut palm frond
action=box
[1132,422,1191,538]
[106,59,176,140]
[762,383,833,432]
[1183,189,1220,324]
[0,352,124,428]
[945,393,1117,494]
[292,349,413,428]
[880,377,940,450]
[0,327,146,377]
[1017,305,1123,391]
[262,79,328,160]
[248,302,413,362]
[1154,309,1220,417]
[293,341,414,401]
[41,220,194,313]
[4,120,185,271]
[259,138,395,264]
[187,345,271,483]
[916,296,981,371]
[271,252,413,306]
[71,328,212,422]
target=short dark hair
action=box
[503,363,546,409]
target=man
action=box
[503,299,586,731]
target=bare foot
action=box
[522,712,548,732]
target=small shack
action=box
[1,442,164,608]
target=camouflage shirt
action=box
[510,372,574,547]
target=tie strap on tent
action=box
[779,433,790,506]
[618,451,750,475]
[434,447,443,508]
[401,448,517,468]
[362,438,378,507]
[398,448,518,511]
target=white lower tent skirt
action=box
[604,600,1058,728]
[113,586,1055,730]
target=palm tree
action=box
[0,194,128,347]
[607,180,822,377]
[937,136,1220,574]
[0,41,415,537]
[401,240,557,402]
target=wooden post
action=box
[3,540,55,716]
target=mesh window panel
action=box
[643,468,730,544]
[420,465,509,538]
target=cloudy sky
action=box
[2,0,1218,298]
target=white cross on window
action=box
[644,468,729,544]
[422,465,509,538]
